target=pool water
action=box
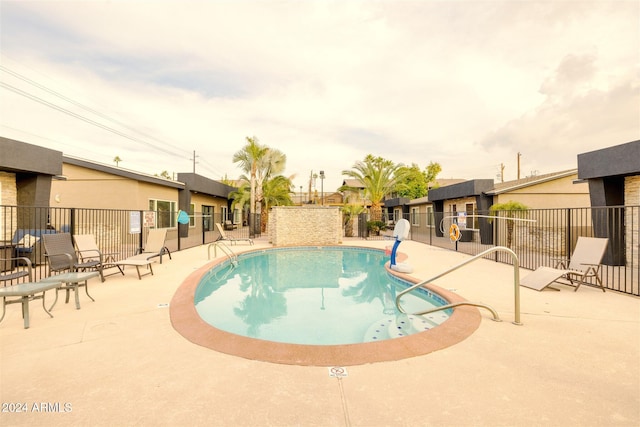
[194,247,450,345]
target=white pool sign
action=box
[328,366,348,378]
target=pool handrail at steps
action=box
[395,246,522,325]
[207,241,238,266]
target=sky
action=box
[1,0,638,194]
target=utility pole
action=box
[517,152,521,180]
[500,163,505,182]
[190,150,199,173]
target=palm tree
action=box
[342,203,365,237]
[489,200,529,248]
[228,180,251,224]
[254,147,287,219]
[260,175,294,231]
[113,156,122,167]
[342,154,405,221]
[233,137,269,235]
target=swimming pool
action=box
[194,247,450,345]
[170,245,482,366]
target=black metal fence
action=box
[0,206,258,281]
[2,204,638,296]
[372,206,638,296]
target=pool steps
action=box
[364,313,446,341]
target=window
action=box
[148,199,177,228]
[411,207,419,226]
[221,206,228,223]
[202,205,214,231]
[465,203,474,229]
[189,203,195,227]
[426,206,434,227]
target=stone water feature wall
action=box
[269,206,342,246]
[625,176,639,275]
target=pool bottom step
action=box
[363,314,441,342]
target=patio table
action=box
[0,280,62,329]
[40,271,100,309]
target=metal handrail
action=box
[411,301,501,322]
[207,240,238,265]
[395,246,522,325]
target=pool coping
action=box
[169,247,482,366]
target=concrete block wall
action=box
[269,206,342,246]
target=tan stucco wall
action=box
[269,206,342,246]
[189,193,227,212]
[50,164,179,210]
[493,175,590,208]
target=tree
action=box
[394,162,442,199]
[232,137,290,233]
[395,164,425,199]
[113,156,122,167]
[260,174,294,230]
[489,200,529,248]
[233,137,269,235]
[341,154,405,221]
[424,161,442,187]
[342,203,365,237]
[255,147,287,220]
[229,180,251,220]
[220,174,235,187]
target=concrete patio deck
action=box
[1,238,638,426]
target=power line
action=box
[0,80,187,158]
[198,156,229,179]
[0,64,235,180]
[0,65,189,157]
[0,65,192,158]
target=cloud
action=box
[1,0,638,190]
[539,53,598,97]
[479,67,640,174]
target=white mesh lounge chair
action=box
[114,229,170,279]
[121,228,171,263]
[73,234,124,278]
[520,237,608,292]
[215,223,253,245]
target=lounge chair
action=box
[41,233,101,309]
[73,234,124,278]
[43,233,105,282]
[114,228,170,279]
[223,220,237,230]
[129,228,171,263]
[520,237,608,292]
[215,223,254,245]
[0,256,33,284]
